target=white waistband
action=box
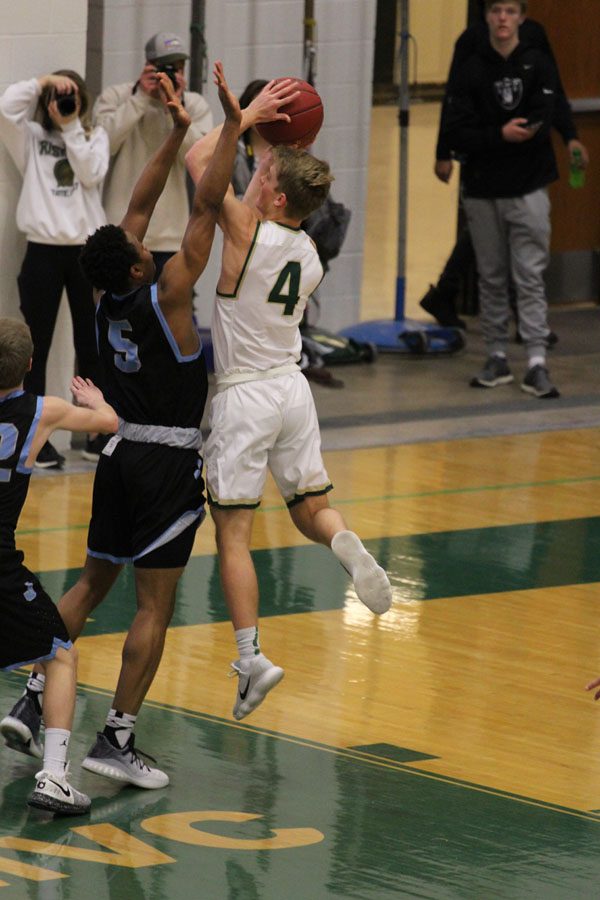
[117,419,203,450]
[215,363,300,392]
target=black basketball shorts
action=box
[87,439,206,569]
[0,569,71,671]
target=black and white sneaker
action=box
[521,365,560,399]
[34,441,65,469]
[230,655,284,720]
[0,695,43,758]
[470,355,514,388]
[28,765,90,816]
[81,732,169,789]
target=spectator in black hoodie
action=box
[419,0,588,332]
[446,0,561,399]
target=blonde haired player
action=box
[186,71,393,721]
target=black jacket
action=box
[445,41,559,198]
[436,18,577,160]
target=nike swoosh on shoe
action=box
[239,678,251,701]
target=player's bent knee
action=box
[44,643,79,673]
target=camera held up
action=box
[155,64,178,91]
[56,92,77,116]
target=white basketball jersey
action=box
[212,220,323,376]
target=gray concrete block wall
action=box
[203,0,377,333]
[0,0,376,406]
[93,0,193,89]
[310,0,376,333]
[95,0,375,331]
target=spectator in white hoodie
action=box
[93,32,213,280]
[0,70,110,467]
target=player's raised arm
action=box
[120,73,191,241]
[189,61,241,213]
[158,62,242,302]
[185,77,297,185]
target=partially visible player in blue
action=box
[0,65,251,791]
[0,317,117,814]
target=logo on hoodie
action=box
[494,77,523,110]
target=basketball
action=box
[256,78,324,148]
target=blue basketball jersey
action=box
[0,390,42,572]
[96,283,208,427]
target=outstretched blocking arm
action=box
[157,61,242,308]
[120,73,191,242]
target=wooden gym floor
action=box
[1,104,600,898]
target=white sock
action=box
[528,355,546,370]
[235,626,260,660]
[104,709,137,749]
[331,530,369,577]
[43,728,70,775]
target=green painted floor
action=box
[1,675,600,899]
[2,520,600,897]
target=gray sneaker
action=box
[0,695,43,758]
[81,732,169,789]
[521,365,560,399]
[470,355,514,388]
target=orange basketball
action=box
[256,78,324,148]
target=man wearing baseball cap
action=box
[93,32,213,277]
[144,32,189,64]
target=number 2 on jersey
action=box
[267,262,301,316]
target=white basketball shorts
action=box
[205,371,331,508]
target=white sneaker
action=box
[331,531,392,614]
[81,732,169,789]
[230,654,284,720]
[28,766,91,816]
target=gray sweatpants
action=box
[463,188,551,357]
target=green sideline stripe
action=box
[8,669,595,826]
[16,473,600,536]
[34,516,600,636]
[4,672,600,898]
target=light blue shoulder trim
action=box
[94,302,100,353]
[150,282,203,362]
[0,389,25,404]
[16,395,43,474]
